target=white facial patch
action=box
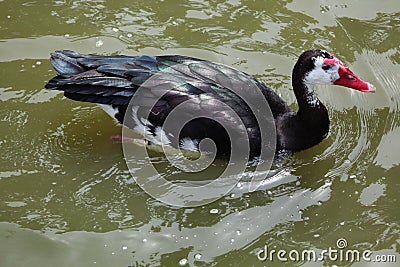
[304,56,340,87]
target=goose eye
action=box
[322,65,331,71]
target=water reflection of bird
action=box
[46,49,375,157]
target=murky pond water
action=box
[1,0,399,266]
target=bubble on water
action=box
[64,33,70,38]
[339,221,345,226]
[112,27,119,32]
[36,61,41,65]
[317,201,322,206]
[7,15,11,19]
[349,175,356,179]
[142,238,147,243]
[209,208,219,214]
[267,190,272,195]
[231,238,235,243]
[236,182,242,188]
[236,230,242,235]
[51,182,57,185]
[314,233,320,238]
[122,246,128,250]
[230,193,235,198]
[95,40,104,47]
[127,33,132,38]
[178,258,188,266]
[111,252,115,255]
[194,253,202,260]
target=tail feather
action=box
[50,50,86,76]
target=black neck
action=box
[292,61,323,114]
[290,61,330,148]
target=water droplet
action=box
[236,230,242,235]
[267,190,272,195]
[64,33,70,38]
[178,258,188,266]
[142,238,147,243]
[339,221,345,226]
[51,182,57,185]
[111,252,115,255]
[194,253,202,260]
[299,210,303,214]
[95,40,103,47]
[237,182,242,188]
[209,208,219,214]
[349,175,356,179]
[127,33,132,38]
[112,27,119,32]
[36,61,41,65]
[231,238,235,243]
[122,246,128,250]
[314,234,320,238]
[317,201,322,206]
[7,15,11,19]
[230,193,235,198]
[32,65,36,68]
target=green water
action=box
[1,0,399,266]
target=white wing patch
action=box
[100,105,200,152]
[131,106,171,146]
[179,137,199,152]
[98,104,119,123]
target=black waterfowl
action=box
[45,49,375,157]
